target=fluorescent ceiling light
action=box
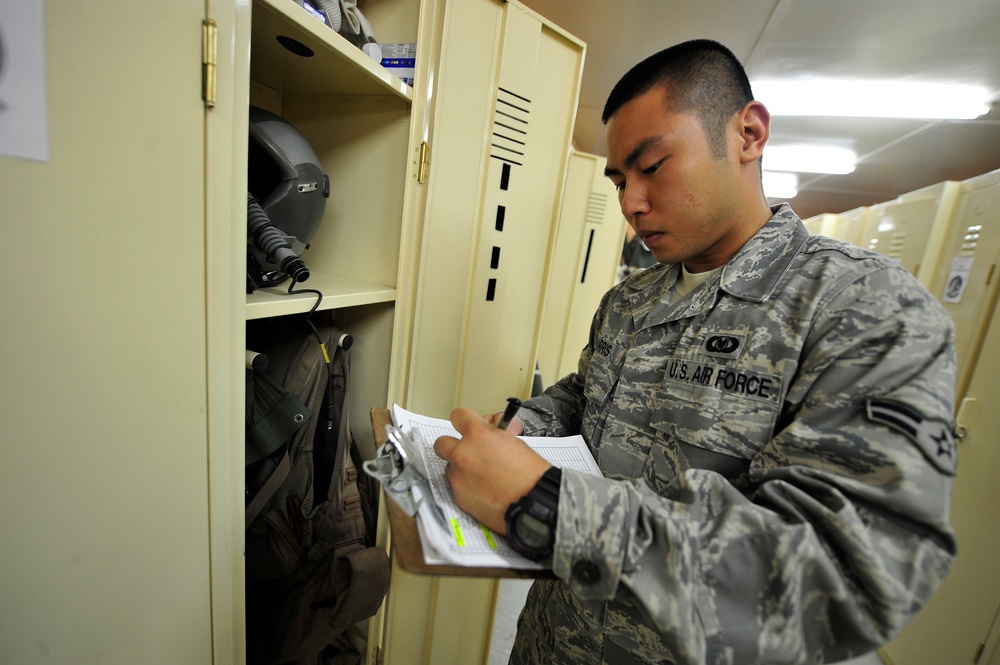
[762,171,798,199]
[765,144,856,174]
[753,80,993,119]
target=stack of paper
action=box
[390,405,603,569]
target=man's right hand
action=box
[484,410,525,435]
[433,408,546,534]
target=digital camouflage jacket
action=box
[511,204,958,665]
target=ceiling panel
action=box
[520,0,1000,220]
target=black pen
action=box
[496,397,521,431]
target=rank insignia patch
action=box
[701,332,747,359]
[866,398,957,475]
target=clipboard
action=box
[370,407,552,579]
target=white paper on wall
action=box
[0,0,49,162]
[942,256,974,304]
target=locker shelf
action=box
[245,272,396,319]
[251,0,413,101]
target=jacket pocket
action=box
[651,359,780,462]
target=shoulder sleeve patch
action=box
[866,398,957,475]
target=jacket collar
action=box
[624,204,808,328]
[718,203,809,303]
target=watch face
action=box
[515,512,553,550]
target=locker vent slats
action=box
[586,192,607,225]
[491,87,530,165]
[887,231,907,260]
[962,224,982,255]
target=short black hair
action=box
[601,39,753,158]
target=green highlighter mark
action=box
[451,518,464,547]
[480,524,498,550]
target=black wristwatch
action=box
[505,466,561,561]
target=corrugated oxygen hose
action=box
[247,191,310,283]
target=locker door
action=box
[803,212,838,237]
[984,603,1000,665]
[404,0,584,418]
[457,2,585,411]
[858,181,960,279]
[458,6,549,409]
[0,1,214,662]
[923,170,1000,401]
[536,151,626,387]
[559,155,626,379]
[402,0,503,419]
[829,205,871,246]
[381,3,585,665]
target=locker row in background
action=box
[804,167,1000,663]
[803,168,1000,406]
[856,168,1000,663]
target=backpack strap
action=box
[244,321,330,530]
[245,450,291,530]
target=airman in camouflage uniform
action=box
[508,202,957,664]
[433,39,957,665]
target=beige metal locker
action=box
[857,181,960,282]
[239,2,434,663]
[536,150,627,387]
[920,169,1000,402]
[985,605,1000,665]
[0,1,218,662]
[403,0,585,420]
[829,205,872,246]
[883,250,1000,665]
[803,212,839,237]
[378,2,586,665]
[245,0,422,463]
[1,0,581,662]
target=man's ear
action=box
[736,100,770,165]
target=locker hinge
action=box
[374,645,384,665]
[417,141,430,183]
[202,19,218,109]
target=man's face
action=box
[604,86,747,273]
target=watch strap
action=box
[505,466,562,560]
[533,466,562,503]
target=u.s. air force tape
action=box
[865,398,957,475]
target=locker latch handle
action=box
[955,397,977,442]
